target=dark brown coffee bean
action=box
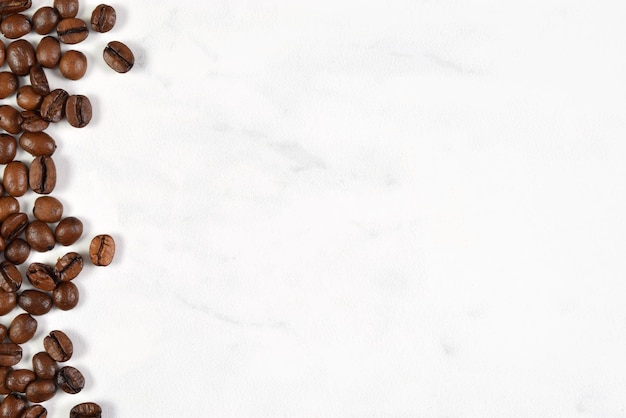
[18,289,52,315]
[8,313,37,344]
[56,18,87,44]
[54,0,78,18]
[3,162,28,197]
[0,134,17,164]
[0,197,19,223]
[55,217,82,246]
[32,196,62,223]
[0,41,4,68]
[20,110,49,132]
[5,238,30,265]
[0,105,23,134]
[6,39,35,76]
[29,155,56,195]
[52,281,78,310]
[21,404,47,418]
[1,212,28,240]
[0,261,21,293]
[40,89,67,122]
[26,262,56,291]
[16,86,42,110]
[70,402,101,418]
[65,95,91,128]
[0,392,27,418]
[0,14,31,39]
[6,369,36,393]
[35,36,60,68]
[56,366,83,394]
[89,234,115,266]
[0,72,18,99]
[24,379,55,403]
[0,343,22,366]
[32,6,60,35]
[103,41,134,73]
[0,290,16,315]
[0,325,6,341]
[91,4,115,33]
[43,330,72,362]
[55,252,82,282]
[32,352,57,380]
[0,366,11,394]
[25,220,55,252]
[29,64,49,95]
[0,1,31,15]
[59,50,86,80]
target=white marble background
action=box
[29,0,626,416]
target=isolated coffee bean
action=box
[53,281,78,310]
[33,6,60,35]
[3,161,28,197]
[1,14,31,39]
[29,155,57,194]
[36,36,61,68]
[4,238,31,265]
[6,369,36,393]
[0,366,11,394]
[0,72,18,99]
[55,217,82,245]
[26,262,56,291]
[70,402,101,418]
[89,234,115,266]
[18,289,53,315]
[6,39,36,76]
[66,95,91,128]
[0,343,22,366]
[0,134,17,164]
[57,18,88,44]
[0,290,17,315]
[91,4,116,32]
[0,196,20,222]
[32,352,58,380]
[1,212,29,240]
[57,366,83,394]
[30,64,50,95]
[0,261,22,293]
[0,0,32,15]
[25,220,55,252]
[33,196,63,223]
[55,252,83,281]
[0,392,27,417]
[20,111,49,132]
[0,105,23,134]
[21,404,48,418]
[17,86,43,110]
[40,89,68,122]
[8,313,37,344]
[59,50,87,80]
[43,330,72,362]
[103,41,134,73]
[54,0,78,18]
[25,379,56,403]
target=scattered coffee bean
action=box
[52,281,78,310]
[0,105,23,134]
[4,238,31,265]
[8,313,37,344]
[0,290,17,315]
[25,220,56,252]
[25,379,56,403]
[16,86,43,110]
[70,402,101,418]
[0,325,6,341]
[0,197,20,222]
[26,262,56,291]
[40,88,68,122]
[21,404,48,418]
[57,366,84,394]
[20,110,50,132]
[0,393,27,417]
[0,13,31,39]
[0,366,12,394]
[65,95,91,128]
[1,212,29,240]
[43,330,72,362]
[3,162,28,197]
[0,261,22,293]
[18,289,53,316]
[0,134,17,164]
[0,0,32,15]
[0,72,18,99]
[32,352,58,380]
[30,64,50,95]
[55,216,82,246]
[0,343,22,366]
[29,155,57,195]
[91,4,116,33]
[6,369,36,393]
[32,6,61,35]
[59,50,87,80]
[55,252,83,281]
[103,41,134,73]
[57,18,88,45]
[35,36,61,68]
[6,39,36,76]
[89,234,115,266]
[54,0,78,18]
[33,196,63,223]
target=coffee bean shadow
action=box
[48,152,72,194]
[128,41,146,71]
[110,4,129,32]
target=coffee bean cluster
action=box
[0,0,132,416]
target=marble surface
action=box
[27,0,626,416]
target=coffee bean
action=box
[20,111,49,132]
[89,234,115,266]
[0,134,17,164]
[0,290,17,315]
[70,402,101,418]
[54,0,78,18]
[91,4,116,33]
[25,220,55,252]
[0,41,5,67]
[6,39,35,76]
[56,366,83,394]
[0,343,22,366]
[103,41,134,73]
[55,217,82,246]
[66,95,91,128]
[0,325,6,341]
[0,366,11,394]
[59,50,87,80]
[29,64,50,95]
[33,196,63,223]
[40,88,68,122]
[0,105,23,134]
[24,379,56,403]
[3,161,28,197]
[0,392,27,417]
[6,369,36,393]
[0,261,21,293]
[26,262,56,291]
[43,330,72,362]
[1,212,29,240]
[0,14,31,39]
[4,238,30,265]
[29,155,57,195]
[0,72,18,99]
[32,6,60,35]
[57,18,88,44]
[21,404,47,418]
[0,197,20,222]
[8,313,37,344]
[0,1,32,15]
[35,36,60,68]
[52,281,78,310]
[18,289,52,315]
[55,252,83,282]
[32,352,58,380]
[16,86,43,110]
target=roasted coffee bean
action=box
[29,155,56,195]
[32,6,60,35]
[66,95,91,128]
[1,212,29,240]
[0,197,19,223]
[0,0,32,15]
[29,64,50,95]
[3,162,28,197]
[25,220,55,252]
[6,39,35,76]
[40,89,68,122]
[55,252,83,282]
[0,72,18,99]
[0,366,11,394]
[25,379,56,403]
[0,261,21,293]
[33,196,63,223]
[21,404,47,418]
[52,281,78,310]
[0,41,4,68]
[32,352,58,380]
[0,325,6,341]
[89,234,115,266]
[0,105,23,134]
[43,330,72,362]
[54,0,78,18]
[35,36,60,68]
[57,18,88,44]
[8,313,37,344]
[55,217,82,246]
[0,290,17,315]
[20,110,49,132]
[56,366,83,394]
[4,238,30,265]
[70,402,101,418]
[16,86,43,110]
[0,14,31,39]
[0,343,22,366]
[0,134,17,164]
[0,392,27,418]
[59,50,87,80]
[6,369,36,393]
[26,263,56,291]
[18,289,52,315]
[103,41,134,73]
[91,4,115,32]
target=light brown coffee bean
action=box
[103,40,134,73]
[57,18,88,44]
[54,0,78,18]
[89,234,115,266]
[91,4,115,33]
[33,196,63,223]
[29,155,56,194]
[0,14,31,39]
[3,161,28,197]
